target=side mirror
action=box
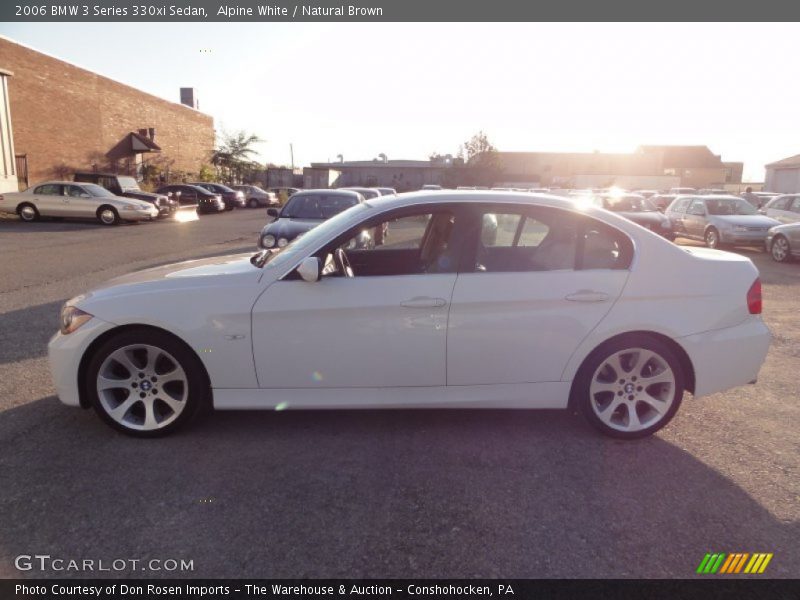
[267,207,280,219]
[296,257,321,283]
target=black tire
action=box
[704,227,720,249]
[84,328,210,437]
[17,202,39,222]
[574,335,684,440]
[97,205,120,226]
[770,235,792,263]
[247,198,259,209]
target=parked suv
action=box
[73,172,176,217]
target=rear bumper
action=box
[677,318,771,398]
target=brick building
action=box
[0,36,215,190]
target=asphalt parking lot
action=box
[0,209,797,579]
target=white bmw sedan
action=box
[48,192,771,438]
[0,181,158,225]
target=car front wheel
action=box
[576,336,684,439]
[770,235,791,263]
[85,329,209,437]
[705,227,720,249]
[97,206,120,226]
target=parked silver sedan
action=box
[665,195,780,249]
[765,222,800,263]
[0,181,158,225]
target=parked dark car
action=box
[73,172,176,217]
[340,187,382,200]
[595,194,674,240]
[258,189,365,249]
[649,194,677,212]
[155,184,225,214]
[232,184,279,208]
[189,182,246,210]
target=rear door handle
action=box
[565,290,610,303]
[401,296,447,308]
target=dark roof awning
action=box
[130,131,161,153]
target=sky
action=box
[1,22,798,180]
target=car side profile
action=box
[232,184,280,208]
[593,193,674,240]
[665,195,781,249]
[765,222,800,263]
[155,184,225,214]
[48,191,770,439]
[0,181,158,225]
[762,194,800,224]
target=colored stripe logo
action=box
[696,552,773,574]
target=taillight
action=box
[747,278,762,314]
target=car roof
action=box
[294,188,362,197]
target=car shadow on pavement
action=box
[0,300,66,365]
[0,397,796,579]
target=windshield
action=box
[706,198,758,216]
[281,194,359,219]
[602,195,655,212]
[253,202,373,268]
[83,183,116,198]
[117,176,141,190]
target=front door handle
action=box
[565,290,610,303]
[401,296,447,308]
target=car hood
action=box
[70,253,263,307]
[711,215,781,227]
[122,189,167,202]
[261,217,323,239]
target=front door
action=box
[251,207,461,389]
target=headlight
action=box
[60,305,93,335]
[277,237,289,248]
[261,234,276,248]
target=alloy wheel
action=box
[771,236,789,262]
[589,347,676,434]
[96,344,188,431]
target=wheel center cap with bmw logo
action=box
[624,383,635,394]
[140,380,152,392]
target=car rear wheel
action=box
[770,235,791,263]
[97,206,120,226]
[18,202,39,222]
[576,336,684,439]
[85,329,209,437]
[705,227,720,249]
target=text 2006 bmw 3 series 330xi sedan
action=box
[48,191,771,439]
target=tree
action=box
[461,131,501,186]
[212,130,263,184]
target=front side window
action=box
[770,197,789,210]
[670,198,691,213]
[322,210,457,276]
[687,200,706,215]
[789,197,800,213]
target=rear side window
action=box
[578,218,633,270]
[770,197,790,210]
[34,184,62,195]
[473,208,578,272]
[790,197,800,213]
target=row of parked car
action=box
[0,171,296,225]
[253,186,800,265]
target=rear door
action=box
[32,184,66,216]
[447,204,631,386]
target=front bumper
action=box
[678,317,771,398]
[125,208,160,221]
[48,316,118,408]
[719,229,770,245]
